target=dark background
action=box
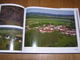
[0,0,80,60]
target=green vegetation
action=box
[25,29,77,47]
[0,35,10,50]
[27,18,75,29]
[0,29,22,50]
[25,13,77,47]
[14,37,22,50]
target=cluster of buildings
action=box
[38,24,76,36]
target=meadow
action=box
[0,28,22,50]
[25,13,77,47]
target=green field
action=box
[25,14,77,47]
[0,29,22,50]
[27,18,75,28]
[25,29,77,47]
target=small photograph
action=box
[25,8,78,47]
[0,5,24,26]
[0,25,23,50]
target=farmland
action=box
[25,13,77,47]
[0,28,22,50]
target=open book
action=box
[0,3,80,53]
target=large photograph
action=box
[25,8,78,47]
[0,5,24,50]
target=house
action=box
[38,24,76,35]
[39,25,54,33]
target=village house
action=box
[64,30,76,36]
[38,24,76,36]
[39,25,54,33]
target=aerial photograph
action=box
[0,5,23,50]
[0,6,24,26]
[25,8,78,47]
[0,26,23,50]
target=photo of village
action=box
[0,5,23,50]
[25,8,78,47]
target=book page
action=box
[23,7,80,53]
[0,4,24,52]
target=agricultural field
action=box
[0,28,22,50]
[25,12,78,47]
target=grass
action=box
[14,38,22,50]
[27,18,75,29]
[25,13,77,47]
[25,29,77,47]
[0,36,10,50]
[0,29,22,50]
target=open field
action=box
[25,13,77,47]
[0,28,22,50]
[27,18,75,28]
[25,29,77,47]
